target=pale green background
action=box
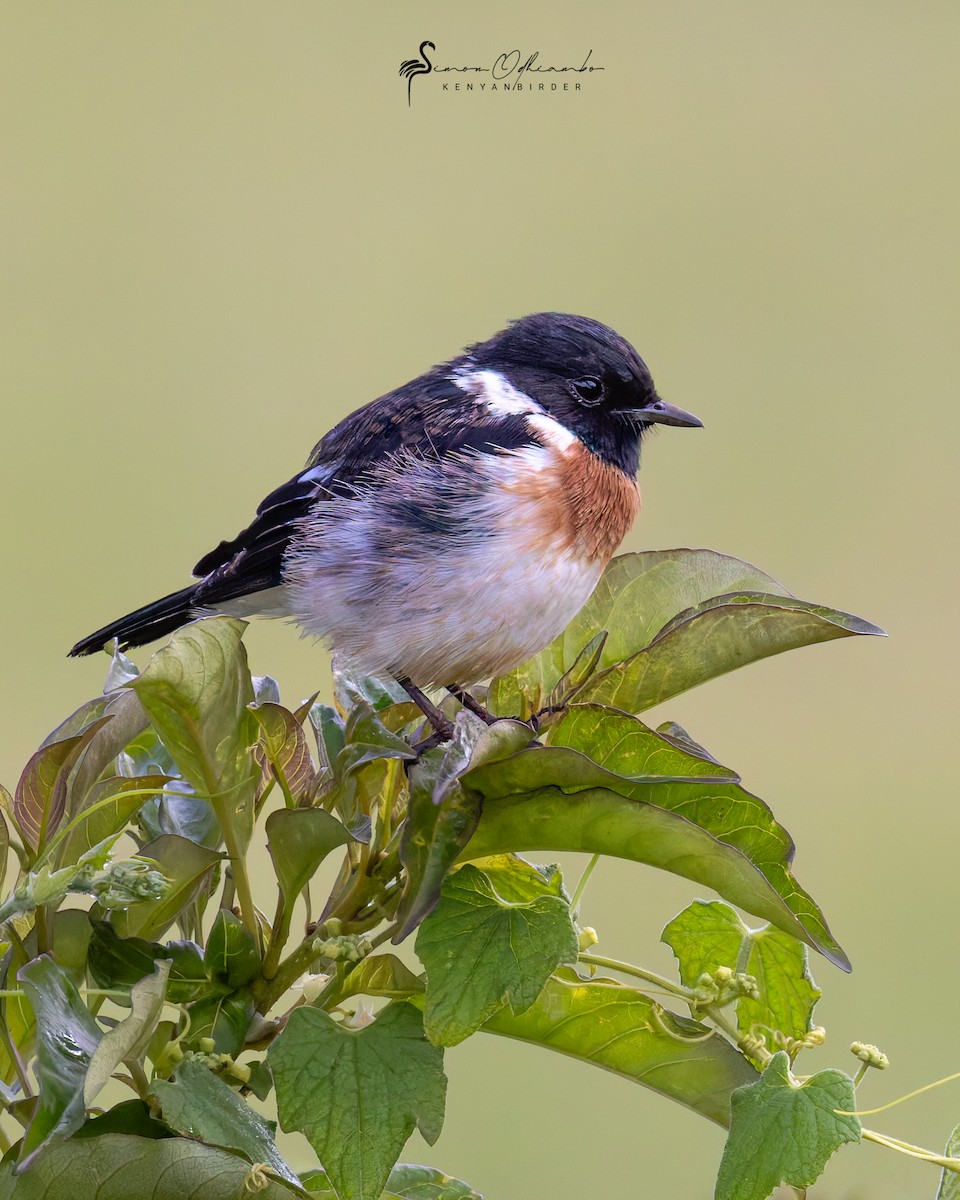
[2,3,959,1197]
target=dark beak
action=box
[635,397,703,428]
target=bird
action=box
[398,41,435,107]
[70,312,702,740]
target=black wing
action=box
[190,370,537,608]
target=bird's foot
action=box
[446,687,499,726]
[397,676,456,750]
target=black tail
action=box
[69,583,201,657]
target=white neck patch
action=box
[452,367,543,417]
[452,367,578,453]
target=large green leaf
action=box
[460,710,849,970]
[417,859,577,1046]
[270,1002,446,1200]
[129,617,258,846]
[663,900,820,1057]
[150,1058,300,1188]
[0,1132,305,1199]
[488,550,882,716]
[111,835,221,941]
[580,592,884,713]
[483,968,758,1126]
[17,955,102,1167]
[715,1051,860,1199]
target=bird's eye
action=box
[571,376,603,405]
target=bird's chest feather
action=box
[282,439,639,683]
[497,439,641,563]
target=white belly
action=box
[278,468,604,685]
[291,540,603,686]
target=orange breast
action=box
[504,440,640,563]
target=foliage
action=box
[0,547,935,1199]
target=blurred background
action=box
[2,2,958,1196]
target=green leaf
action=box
[308,703,345,779]
[266,807,352,909]
[14,718,112,852]
[394,719,488,941]
[324,954,425,1008]
[83,960,170,1105]
[129,616,258,846]
[483,968,758,1126]
[137,784,222,849]
[716,1051,860,1199]
[17,955,102,1166]
[150,1057,300,1188]
[88,920,208,1003]
[302,1164,481,1199]
[252,701,318,802]
[205,910,261,989]
[460,708,849,970]
[270,1002,446,1200]
[417,859,578,1046]
[489,550,792,713]
[0,1132,305,1199]
[67,690,151,818]
[47,911,93,984]
[0,809,8,886]
[581,591,885,714]
[663,900,820,1056]
[937,1125,960,1199]
[334,669,412,715]
[384,1164,482,1199]
[338,703,419,777]
[544,705,739,782]
[185,989,255,1056]
[57,774,170,867]
[111,835,221,941]
[488,550,882,716]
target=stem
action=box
[570,853,600,912]
[845,1069,960,1116]
[367,926,397,951]
[34,905,49,955]
[578,953,694,1002]
[862,1127,960,1172]
[210,794,259,945]
[0,1010,30,1097]
[262,893,292,980]
[253,936,322,1014]
[702,1004,773,1066]
[124,1058,150,1099]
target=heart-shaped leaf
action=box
[270,1002,446,1200]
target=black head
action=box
[464,312,701,475]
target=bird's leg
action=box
[397,677,455,745]
[446,687,498,726]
